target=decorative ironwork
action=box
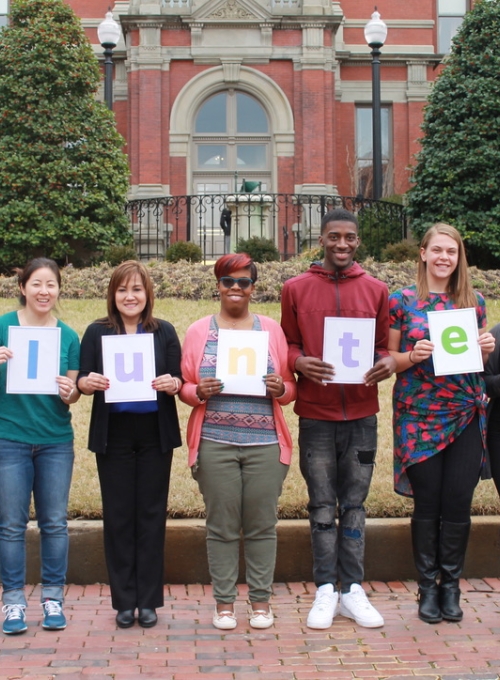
[126,193,407,262]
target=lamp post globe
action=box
[364,8,388,49]
[98,10,121,110]
[364,8,388,201]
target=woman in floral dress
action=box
[388,223,494,624]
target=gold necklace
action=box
[217,312,253,329]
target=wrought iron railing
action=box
[126,193,407,262]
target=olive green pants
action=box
[194,439,288,604]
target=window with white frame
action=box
[0,0,8,27]
[355,106,393,199]
[438,0,468,54]
[193,90,271,193]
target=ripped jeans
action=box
[299,416,377,592]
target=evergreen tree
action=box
[0,0,132,268]
[407,0,500,267]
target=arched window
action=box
[193,90,271,193]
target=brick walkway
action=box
[1,580,500,679]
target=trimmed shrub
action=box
[104,245,138,266]
[166,241,203,263]
[235,236,280,263]
[381,240,420,263]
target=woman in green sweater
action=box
[0,258,80,635]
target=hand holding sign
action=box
[295,356,334,384]
[0,346,13,364]
[83,371,110,393]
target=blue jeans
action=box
[0,439,74,606]
[299,416,377,591]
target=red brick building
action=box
[67,0,469,255]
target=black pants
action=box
[406,415,482,523]
[486,400,500,496]
[96,412,173,611]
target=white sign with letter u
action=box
[102,334,157,403]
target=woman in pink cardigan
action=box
[180,253,296,631]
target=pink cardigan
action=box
[180,314,297,467]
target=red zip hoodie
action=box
[280,261,390,421]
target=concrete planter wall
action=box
[23,517,500,585]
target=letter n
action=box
[228,347,257,375]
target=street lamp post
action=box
[97,10,122,111]
[364,8,388,201]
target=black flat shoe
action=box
[138,608,157,628]
[116,610,135,628]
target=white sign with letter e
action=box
[102,334,157,403]
[427,307,483,376]
[216,329,269,396]
[7,326,61,395]
[323,317,375,384]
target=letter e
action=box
[441,326,468,355]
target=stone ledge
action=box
[24,517,500,585]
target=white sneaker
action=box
[339,584,384,628]
[306,584,339,629]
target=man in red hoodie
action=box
[281,208,396,630]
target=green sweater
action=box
[0,311,80,444]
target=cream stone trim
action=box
[346,44,435,55]
[344,19,435,29]
[128,184,170,199]
[169,65,294,157]
[337,80,432,104]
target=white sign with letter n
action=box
[216,329,269,396]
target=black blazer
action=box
[78,319,182,454]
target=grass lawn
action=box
[1,296,500,520]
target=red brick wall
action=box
[67,0,443,207]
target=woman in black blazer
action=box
[77,261,182,629]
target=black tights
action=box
[406,415,482,524]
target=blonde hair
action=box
[416,223,477,308]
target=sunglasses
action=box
[218,276,254,290]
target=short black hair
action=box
[320,208,359,233]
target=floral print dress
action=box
[389,285,487,497]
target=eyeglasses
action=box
[218,276,254,290]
